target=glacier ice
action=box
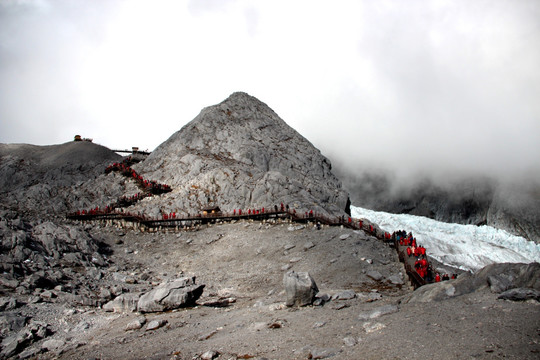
[351,206,540,272]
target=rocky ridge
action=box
[132,92,350,218]
[0,141,124,218]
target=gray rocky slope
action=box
[0,93,538,359]
[0,141,125,218]
[132,92,350,218]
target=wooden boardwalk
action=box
[67,156,440,290]
[67,209,370,233]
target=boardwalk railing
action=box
[67,157,440,290]
[67,208,378,235]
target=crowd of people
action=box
[72,159,172,218]
[105,159,171,195]
[393,230,457,284]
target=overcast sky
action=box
[1,0,539,180]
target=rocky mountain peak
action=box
[135,92,350,217]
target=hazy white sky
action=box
[1,0,539,179]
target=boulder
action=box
[41,338,65,352]
[313,293,330,306]
[358,304,399,320]
[283,270,318,307]
[200,297,236,307]
[103,293,141,313]
[497,288,540,302]
[137,276,205,313]
[406,281,458,304]
[483,262,540,293]
[145,319,167,331]
[309,347,340,359]
[407,263,540,303]
[200,350,220,360]
[365,292,382,302]
[343,337,358,347]
[333,290,356,300]
[125,316,147,331]
[366,270,384,282]
[388,274,404,285]
[363,322,386,333]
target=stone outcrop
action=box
[406,262,540,303]
[0,320,52,358]
[497,288,540,301]
[133,92,350,218]
[0,217,110,296]
[103,293,142,313]
[283,270,319,307]
[137,277,205,313]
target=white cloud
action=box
[1,0,539,179]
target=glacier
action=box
[351,205,540,272]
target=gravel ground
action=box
[8,219,537,360]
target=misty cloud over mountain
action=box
[1,0,539,186]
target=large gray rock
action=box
[137,277,205,313]
[482,262,540,292]
[283,270,319,307]
[333,289,356,300]
[406,281,459,303]
[407,262,540,303]
[145,319,167,331]
[125,316,147,331]
[134,92,350,218]
[366,270,384,282]
[103,293,142,313]
[498,288,540,302]
[41,338,65,352]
